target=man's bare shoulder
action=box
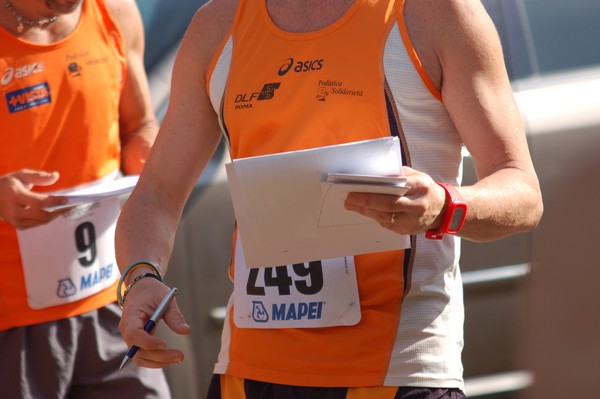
[176,0,237,66]
[201,0,239,20]
[172,0,238,79]
[404,0,500,82]
[102,0,145,47]
[405,0,486,19]
[102,0,139,27]
[404,0,493,37]
[192,0,238,44]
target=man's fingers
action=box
[39,195,70,210]
[14,170,60,188]
[163,302,192,335]
[9,202,62,229]
[345,192,402,213]
[132,347,185,368]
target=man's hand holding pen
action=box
[118,277,192,370]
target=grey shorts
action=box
[0,302,171,399]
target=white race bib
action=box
[17,198,121,309]
[233,234,361,328]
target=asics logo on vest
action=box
[278,58,324,76]
[1,62,45,86]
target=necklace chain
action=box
[3,0,58,32]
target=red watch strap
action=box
[425,182,467,240]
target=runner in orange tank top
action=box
[0,0,171,396]
[115,0,543,398]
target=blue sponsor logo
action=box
[5,82,51,113]
[251,300,324,323]
[57,278,77,298]
[80,263,114,291]
[252,301,269,322]
[272,301,323,321]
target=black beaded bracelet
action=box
[117,261,163,307]
[119,272,161,308]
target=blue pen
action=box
[119,287,178,370]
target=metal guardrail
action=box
[465,370,534,397]
[462,263,531,286]
[209,306,227,322]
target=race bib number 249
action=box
[233,234,361,329]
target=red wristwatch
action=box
[425,182,467,240]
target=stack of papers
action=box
[225,137,411,268]
[318,173,409,227]
[44,175,139,211]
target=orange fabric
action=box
[0,0,125,329]
[346,386,399,399]
[221,0,406,386]
[220,374,247,399]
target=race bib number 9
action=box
[17,198,121,309]
[233,235,361,328]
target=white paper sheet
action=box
[44,175,139,211]
[225,137,411,268]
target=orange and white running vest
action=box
[0,0,125,329]
[207,0,465,388]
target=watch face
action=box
[450,207,466,230]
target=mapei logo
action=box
[251,300,324,324]
[1,62,45,86]
[234,82,281,109]
[5,82,52,113]
[278,57,324,76]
